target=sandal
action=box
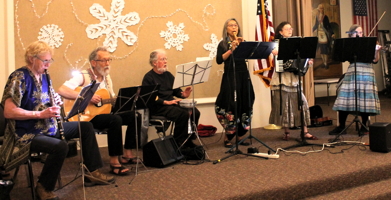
[304,133,319,140]
[224,140,233,148]
[282,132,290,141]
[120,157,140,165]
[109,164,129,176]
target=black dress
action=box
[215,41,255,139]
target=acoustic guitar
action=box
[63,87,116,122]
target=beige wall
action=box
[2,1,391,147]
[0,0,15,96]
[12,0,243,98]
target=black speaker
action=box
[143,136,184,167]
[369,122,391,153]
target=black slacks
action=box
[30,121,102,191]
[151,105,200,145]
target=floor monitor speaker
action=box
[369,122,391,153]
[143,135,184,167]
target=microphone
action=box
[345,31,357,34]
[227,36,232,49]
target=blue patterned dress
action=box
[1,66,57,145]
[332,62,380,115]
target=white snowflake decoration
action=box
[86,0,140,52]
[203,33,221,59]
[38,24,64,48]
[160,21,189,51]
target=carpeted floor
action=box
[8,94,391,200]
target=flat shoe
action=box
[304,135,319,140]
[224,140,233,148]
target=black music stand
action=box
[64,81,114,191]
[330,37,377,142]
[277,37,323,150]
[173,59,212,156]
[230,42,276,152]
[213,41,276,164]
[111,84,160,183]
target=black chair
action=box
[0,104,36,199]
[0,105,62,199]
[0,104,9,179]
[149,115,174,138]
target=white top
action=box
[63,70,115,97]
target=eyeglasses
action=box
[158,57,168,61]
[283,28,294,31]
[228,24,238,28]
[35,56,54,64]
[95,59,113,63]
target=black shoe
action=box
[358,126,369,137]
[239,142,250,146]
[329,126,346,135]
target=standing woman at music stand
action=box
[329,24,381,136]
[269,21,318,141]
[215,18,254,148]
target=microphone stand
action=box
[64,81,113,199]
[213,41,267,164]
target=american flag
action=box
[353,0,378,36]
[253,0,275,87]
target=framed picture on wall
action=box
[312,0,342,79]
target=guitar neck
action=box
[101,98,116,105]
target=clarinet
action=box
[45,69,66,141]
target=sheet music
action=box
[173,59,212,89]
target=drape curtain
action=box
[272,0,315,106]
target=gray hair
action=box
[149,49,166,67]
[89,46,109,62]
[221,18,242,50]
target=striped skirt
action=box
[269,85,311,128]
[332,62,380,115]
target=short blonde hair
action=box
[24,41,53,65]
